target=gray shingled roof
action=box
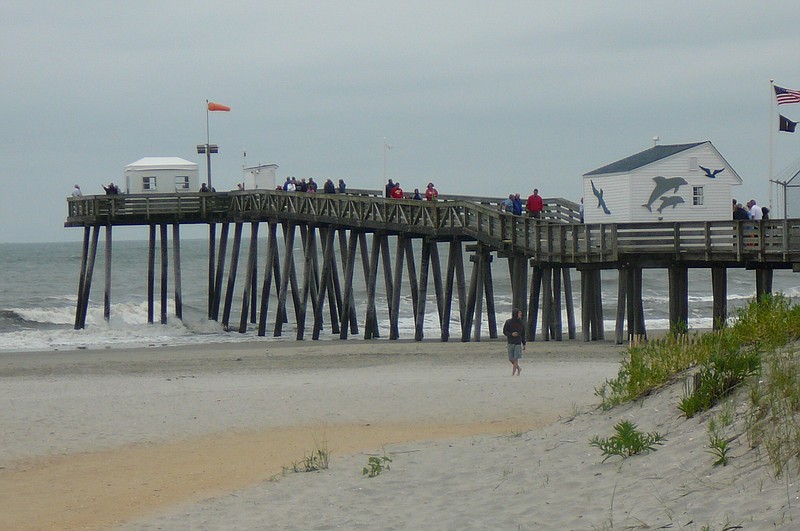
[584,142,706,176]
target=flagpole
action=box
[769,80,775,214]
[383,137,388,196]
[205,99,212,189]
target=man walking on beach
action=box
[503,308,526,375]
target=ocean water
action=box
[1,238,799,352]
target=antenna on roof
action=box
[652,136,660,147]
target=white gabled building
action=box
[124,157,200,194]
[582,141,742,224]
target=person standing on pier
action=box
[71,184,82,197]
[503,308,526,376]
[425,182,438,201]
[390,181,404,199]
[526,188,543,219]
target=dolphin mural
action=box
[590,180,611,215]
[656,195,685,213]
[699,165,724,178]
[643,176,687,212]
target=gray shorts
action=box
[507,344,522,361]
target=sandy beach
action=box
[2,338,798,529]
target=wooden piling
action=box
[147,224,155,324]
[173,224,183,320]
[103,225,112,322]
[159,223,168,325]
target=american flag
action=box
[775,85,800,105]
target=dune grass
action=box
[594,294,800,476]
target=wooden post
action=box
[74,227,91,330]
[592,269,605,340]
[403,237,419,328]
[668,265,688,333]
[528,265,543,341]
[207,223,216,320]
[541,266,553,341]
[173,224,183,320]
[339,228,359,339]
[615,267,628,344]
[483,252,497,339]
[103,225,112,322]
[312,226,336,340]
[239,222,259,333]
[211,223,229,321]
[147,224,156,324]
[462,250,479,341]
[581,269,591,342]
[258,221,278,337]
[250,226,258,325]
[296,224,317,340]
[390,235,405,340]
[159,223,168,325]
[429,241,445,340]
[364,231,382,339]
[338,228,358,335]
[552,267,562,340]
[324,228,342,335]
[221,222,243,330]
[711,266,727,330]
[415,239,432,341]
[274,222,296,337]
[359,232,379,338]
[756,268,773,300]
[380,234,394,327]
[563,268,576,339]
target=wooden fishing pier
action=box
[65,190,800,344]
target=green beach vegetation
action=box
[593,294,800,476]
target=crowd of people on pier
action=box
[498,188,544,218]
[383,179,439,201]
[732,198,769,220]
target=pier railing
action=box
[66,191,800,266]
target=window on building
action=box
[175,175,189,191]
[693,186,704,206]
[142,176,157,191]
[689,157,698,171]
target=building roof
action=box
[125,157,197,171]
[584,142,706,176]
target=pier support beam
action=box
[668,265,688,333]
[103,225,112,322]
[581,268,604,342]
[173,224,183,320]
[711,267,727,330]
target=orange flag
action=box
[208,102,231,112]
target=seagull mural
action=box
[643,176,687,212]
[699,165,724,178]
[656,195,685,213]
[590,180,611,215]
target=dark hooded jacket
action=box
[502,310,526,345]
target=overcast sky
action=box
[3,1,800,243]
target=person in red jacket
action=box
[425,182,439,201]
[526,188,543,219]
[390,181,404,199]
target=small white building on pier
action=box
[582,141,742,224]
[124,157,199,194]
